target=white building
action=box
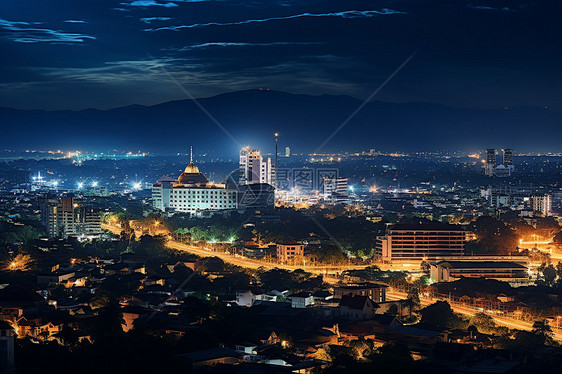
[532,194,552,216]
[239,146,275,185]
[323,177,348,202]
[152,150,238,215]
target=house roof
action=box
[437,261,527,269]
[389,223,465,232]
[338,295,379,310]
[0,284,43,304]
[279,241,301,246]
[291,291,312,298]
[177,347,242,362]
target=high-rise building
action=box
[285,146,290,158]
[503,148,514,175]
[376,223,469,263]
[239,146,275,185]
[485,149,496,176]
[323,177,348,203]
[40,195,101,238]
[503,149,513,166]
[531,194,552,216]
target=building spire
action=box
[190,145,193,164]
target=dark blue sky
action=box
[1,0,560,110]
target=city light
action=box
[77,182,84,189]
[92,181,98,187]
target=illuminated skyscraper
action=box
[503,148,514,175]
[239,146,275,185]
[285,146,290,158]
[39,195,101,238]
[531,194,552,216]
[485,149,496,176]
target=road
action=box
[102,223,368,275]
[387,290,562,341]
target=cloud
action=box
[467,4,513,11]
[0,19,96,43]
[146,8,405,31]
[173,41,324,51]
[140,17,174,23]
[125,1,178,7]
[64,20,87,24]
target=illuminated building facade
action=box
[334,283,387,303]
[39,195,101,238]
[152,149,238,215]
[323,177,348,202]
[430,256,529,285]
[531,194,552,216]
[276,241,304,263]
[239,147,276,185]
[485,148,514,177]
[485,149,496,176]
[376,223,468,262]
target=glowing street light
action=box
[77,182,84,189]
[92,181,98,187]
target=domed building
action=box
[177,151,210,186]
[152,147,238,215]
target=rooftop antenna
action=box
[274,133,279,187]
[190,145,193,163]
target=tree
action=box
[538,263,557,287]
[420,260,430,275]
[386,303,399,316]
[470,312,496,334]
[418,301,467,330]
[468,216,518,254]
[532,319,555,345]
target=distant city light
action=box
[92,181,98,187]
[132,182,142,190]
[77,182,84,189]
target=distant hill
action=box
[1,89,560,153]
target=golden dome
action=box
[183,162,199,174]
[177,146,209,185]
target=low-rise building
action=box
[276,241,304,264]
[333,283,387,303]
[336,295,378,321]
[430,256,529,285]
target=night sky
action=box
[1,0,560,111]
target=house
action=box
[121,305,153,332]
[290,292,314,309]
[37,271,76,285]
[336,295,378,320]
[0,321,15,370]
[236,290,262,307]
[235,341,259,354]
[333,283,387,303]
[176,347,243,368]
[166,260,197,273]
